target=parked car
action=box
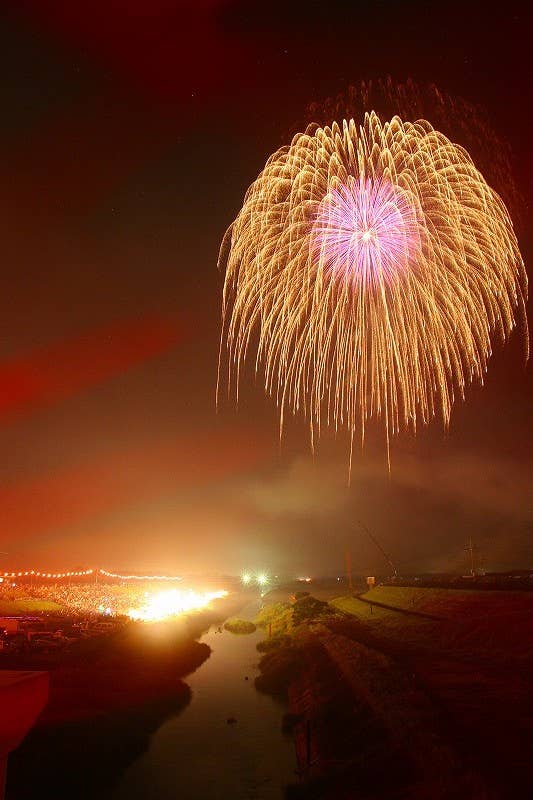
[4,633,27,653]
[28,631,63,652]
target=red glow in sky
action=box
[0,1,529,574]
[0,317,184,422]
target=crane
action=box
[356,520,398,578]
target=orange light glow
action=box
[127,589,228,622]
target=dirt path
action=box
[352,594,442,620]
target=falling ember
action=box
[218,112,528,468]
[127,589,228,622]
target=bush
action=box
[223,619,256,635]
[255,595,335,638]
[256,634,292,653]
[255,601,291,628]
[292,595,330,626]
[255,646,304,696]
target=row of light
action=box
[98,569,183,581]
[1,569,93,579]
[1,568,182,581]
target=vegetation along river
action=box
[113,605,296,799]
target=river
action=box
[113,603,296,799]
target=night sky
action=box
[0,1,531,577]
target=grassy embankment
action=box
[331,586,533,797]
[331,584,533,661]
[253,594,334,696]
[253,594,421,798]
[254,585,533,799]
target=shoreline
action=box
[5,593,249,799]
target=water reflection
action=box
[113,617,295,799]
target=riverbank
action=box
[254,586,533,799]
[113,617,296,800]
[5,593,249,799]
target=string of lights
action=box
[98,569,183,581]
[0,568,183,581]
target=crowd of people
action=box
[0,578,156,618]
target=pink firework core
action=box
[312,177,421,286]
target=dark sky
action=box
[0,1,531,576]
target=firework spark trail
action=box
[295,79,522,227]
[218,112,527,470]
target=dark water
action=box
[112,609,296,799]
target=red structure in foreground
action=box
[0,671,49,798]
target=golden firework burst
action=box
[218,112,527,468]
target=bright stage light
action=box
[241,573,251,585]
[256,573,268,586]
[127,588,228,622]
